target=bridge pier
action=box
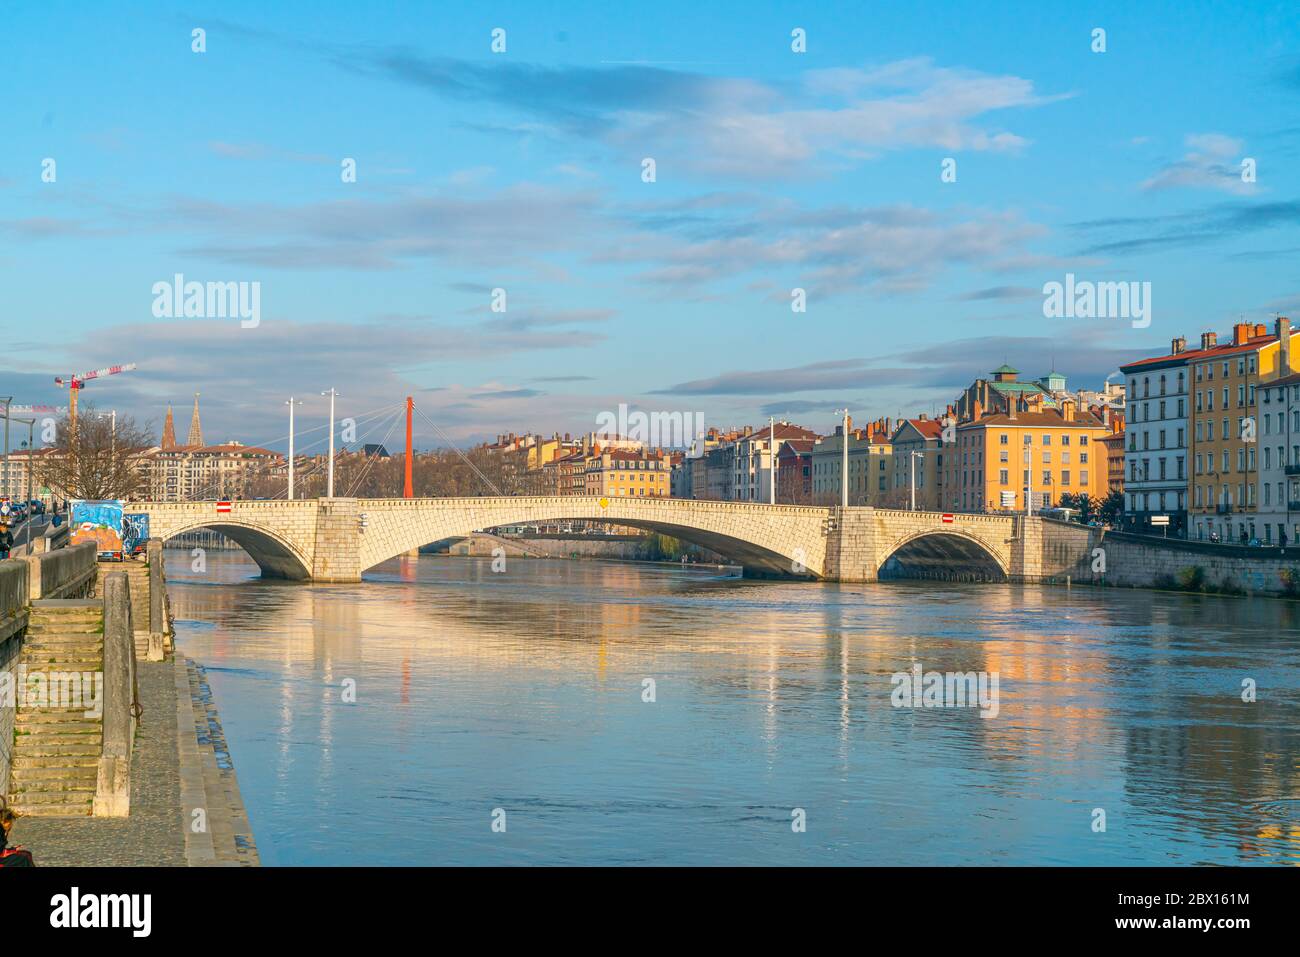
[311,498,363,582]
[823,508,879,582]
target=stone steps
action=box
[9,603,106,817]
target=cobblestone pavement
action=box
[10,655,261,866]
[11,658,187,866]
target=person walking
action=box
[0,523,13,560]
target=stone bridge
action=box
[133,497,1064,583]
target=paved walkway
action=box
[10,655,260,866]
[11,657,186,866]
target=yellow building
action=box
[584,449,670,498]
[952,401,1108,512]
[1188,319,1300,542]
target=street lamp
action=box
[909,450,925,511]
[285,398,303,500]
[834,408,850,509]
[321,389,340,499]
[769,416,776,505]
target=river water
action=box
[166,549,1300,866]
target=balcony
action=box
[1291,501,1300,513]
[1286,464,1300,476]
[1216,503,1233,515]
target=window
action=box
[999,469,1008,485]
[999,433,1008,445]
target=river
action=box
[166,549,1300,866]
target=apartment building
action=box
[1119,338,1192,536]
[952,401,1108,512]
[1187,319,1299,543]
[1255,370,1300,544]
[730,422,820,503]
[810,418,893,506]
[887,416,943,510]
[776,439,814,503]
[584,449,670,498]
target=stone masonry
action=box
[133,497,1043,583]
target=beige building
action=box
[887,416,944,510]
[585,449,670,498]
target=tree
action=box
[1098,489,1124,526]
[32,403,156,501]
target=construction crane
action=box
[55,363,137,439]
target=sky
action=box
[2,0,1298,455]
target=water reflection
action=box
[168,550,1300,866]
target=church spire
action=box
[161,405,177,450]
[186,393,203,447]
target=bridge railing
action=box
[351,495,833,515]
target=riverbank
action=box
[10,654,259,866]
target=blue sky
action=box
[2,0,1298,452]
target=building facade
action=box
[887,416,943,510]
[1120,339,1192,537]
[952,403,1108,512]
[1188,319,1299,543]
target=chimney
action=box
[918,412,928,421]
[1200,331,1218,350]
[1171,336,1186,355]
[1101,406,1110,428]
[1233,322,1251,346]
[1278,317,1293,373]
[1061,397,1075,422]
[1254,323,1267,338]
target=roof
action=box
[778,439,816,455]
[991,364,1019,375]
[1121,330,1297,373]
[185,444,279,456]
[893,418,943,440]
[990,380,1049,394]
[959,409,1107,430]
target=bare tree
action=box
[32,403,156,501]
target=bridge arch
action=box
[156,519,313,580]
[877,528,1009,582]
[356,497,829,579]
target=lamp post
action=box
[769,416,776,505]
[2,395,10,503]
[321,389,339,498]
[285,398,302,500]
[910,450,925,511]
[834,408,850,509]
